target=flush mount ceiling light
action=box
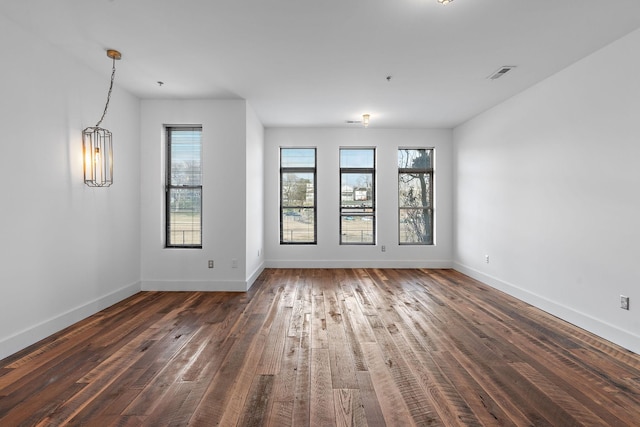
[82,49,121,187]
[437,0,453,4]
[345,114,371,127]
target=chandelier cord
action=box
[95,56,117,128]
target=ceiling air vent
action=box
[488,66,516,80]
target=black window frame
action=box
[339,147,376,245]
[280,147,317,244]
[398,147,434,245]
[165,126,203,249]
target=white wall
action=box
[454,29,640,353]
[245,105,265,286]
[265,128,453,268]
[140,99,255,291]
[0,15,141,359]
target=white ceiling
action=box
[3,0,640,128]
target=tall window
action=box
[398,148,433,245]
[340,148,375,245]
[166,127,202,248]
[280,148,316,244]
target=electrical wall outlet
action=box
[485,254,490,264]
[381,245,386,252]
[208,260,214,269]
[621,295,630,310]
[232,259,238,268]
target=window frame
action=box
[398,147,434,245]
[339,147,376,245]
[279,147,317,245]
[165,126,203,249]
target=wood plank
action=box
[324,286,358,389]
[256,306,292,375]
[355,371,386,427]
[292,312,312,426]
[288,275,311,338]
[272,335,301,402]
[267,400,294,427]
[186,313,266,425]
[238,374,275,427]
[310,348,336,426]
[311,288,328,350]
[339,297,369,372]
[333,388,367,427]
[360,342,417,427]
[512,361,604,426]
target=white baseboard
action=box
[454,262,640,355]
[142,263,266,292]
[246,263,266,290]
[0,281,141,361]
[265,259,453,269]
[141,279,248,292]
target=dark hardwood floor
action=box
[1,268,640,426]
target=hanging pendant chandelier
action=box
[83,49,121,187]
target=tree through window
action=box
[398,148,433,245]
